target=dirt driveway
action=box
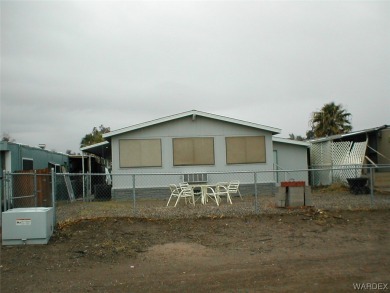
[1,208,389,293]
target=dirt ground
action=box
[1,207,389,293]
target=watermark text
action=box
[353,283,388,290]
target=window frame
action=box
[225,136,266,164]
[22,158,34,170]
[172,137,215,166]
[119,139,162,168]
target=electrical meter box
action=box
[2,207,54,245]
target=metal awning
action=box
[80,141,111,159]
[309,125,389,143]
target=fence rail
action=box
[2,165,390,225]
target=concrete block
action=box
[276,199,286,207]
[304,186,313,206]
[288,186,304,196]
[275,187,287,207]
[275,187,286,200]
[287,186,304,207]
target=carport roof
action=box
[308,125,389,143]
[80,141,111,158]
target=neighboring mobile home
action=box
[82,110,309,198]
[0,141,69,209]
[309,125,390,186]
[0,141,68,173]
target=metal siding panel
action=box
[110,116,275,176]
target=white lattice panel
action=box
[332,141,352,183]
[348,141,367,164]
[332,141,352,165]
[310,143,322,165]
[310,141,332,166]
[310,142,332,185]
[310,139,368,185]
[332,140,367,183]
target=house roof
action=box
[103,110,281,138]
[0,140,68,155]
[309,125,389,143]
[273,137,310,147]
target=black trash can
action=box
[346,178,369,195]
[94,184,112,201]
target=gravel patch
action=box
[55,189,390,224]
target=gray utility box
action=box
[2,207,54,245]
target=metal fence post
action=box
[331,165,334,185]
[1,170,5,210]
[34,170,37,207]
[254,172,259,214]
[6,171,12,210]
[51,168,57,227]
[369,166,374,207]
[132,174,136,214]
[88,172,91,202]
[81,171,85,200]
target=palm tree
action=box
[310,102,352,138]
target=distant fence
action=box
[2,168,53,210]
[2,165,390,224]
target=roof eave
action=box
[103,110,281,138]
[309,124,389,143]
[273,137,310,147]
[80,141,109,151]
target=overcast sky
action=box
[1,0,389,153]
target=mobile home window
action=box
[226,136,266,164]
[173,137,215,166]
[48,162,61,173]
[22,158,34,170]
[119,139,162,168]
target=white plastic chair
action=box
[204,186,219,206]
[166,184,180,206]
[228,181,243,199]
[215,182,233,205]
[215,181,242,204]
[191,186,203,203]
[174,182,196,207]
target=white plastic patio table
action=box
[190,183,227,204]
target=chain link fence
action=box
[2,170,54,211]
[2,165,390,225]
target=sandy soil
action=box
[1,208,389,292]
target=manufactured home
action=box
[82,110,309,198]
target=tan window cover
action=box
[173,137,215,166]
[226,136,266,164]
[119,139,162,167]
